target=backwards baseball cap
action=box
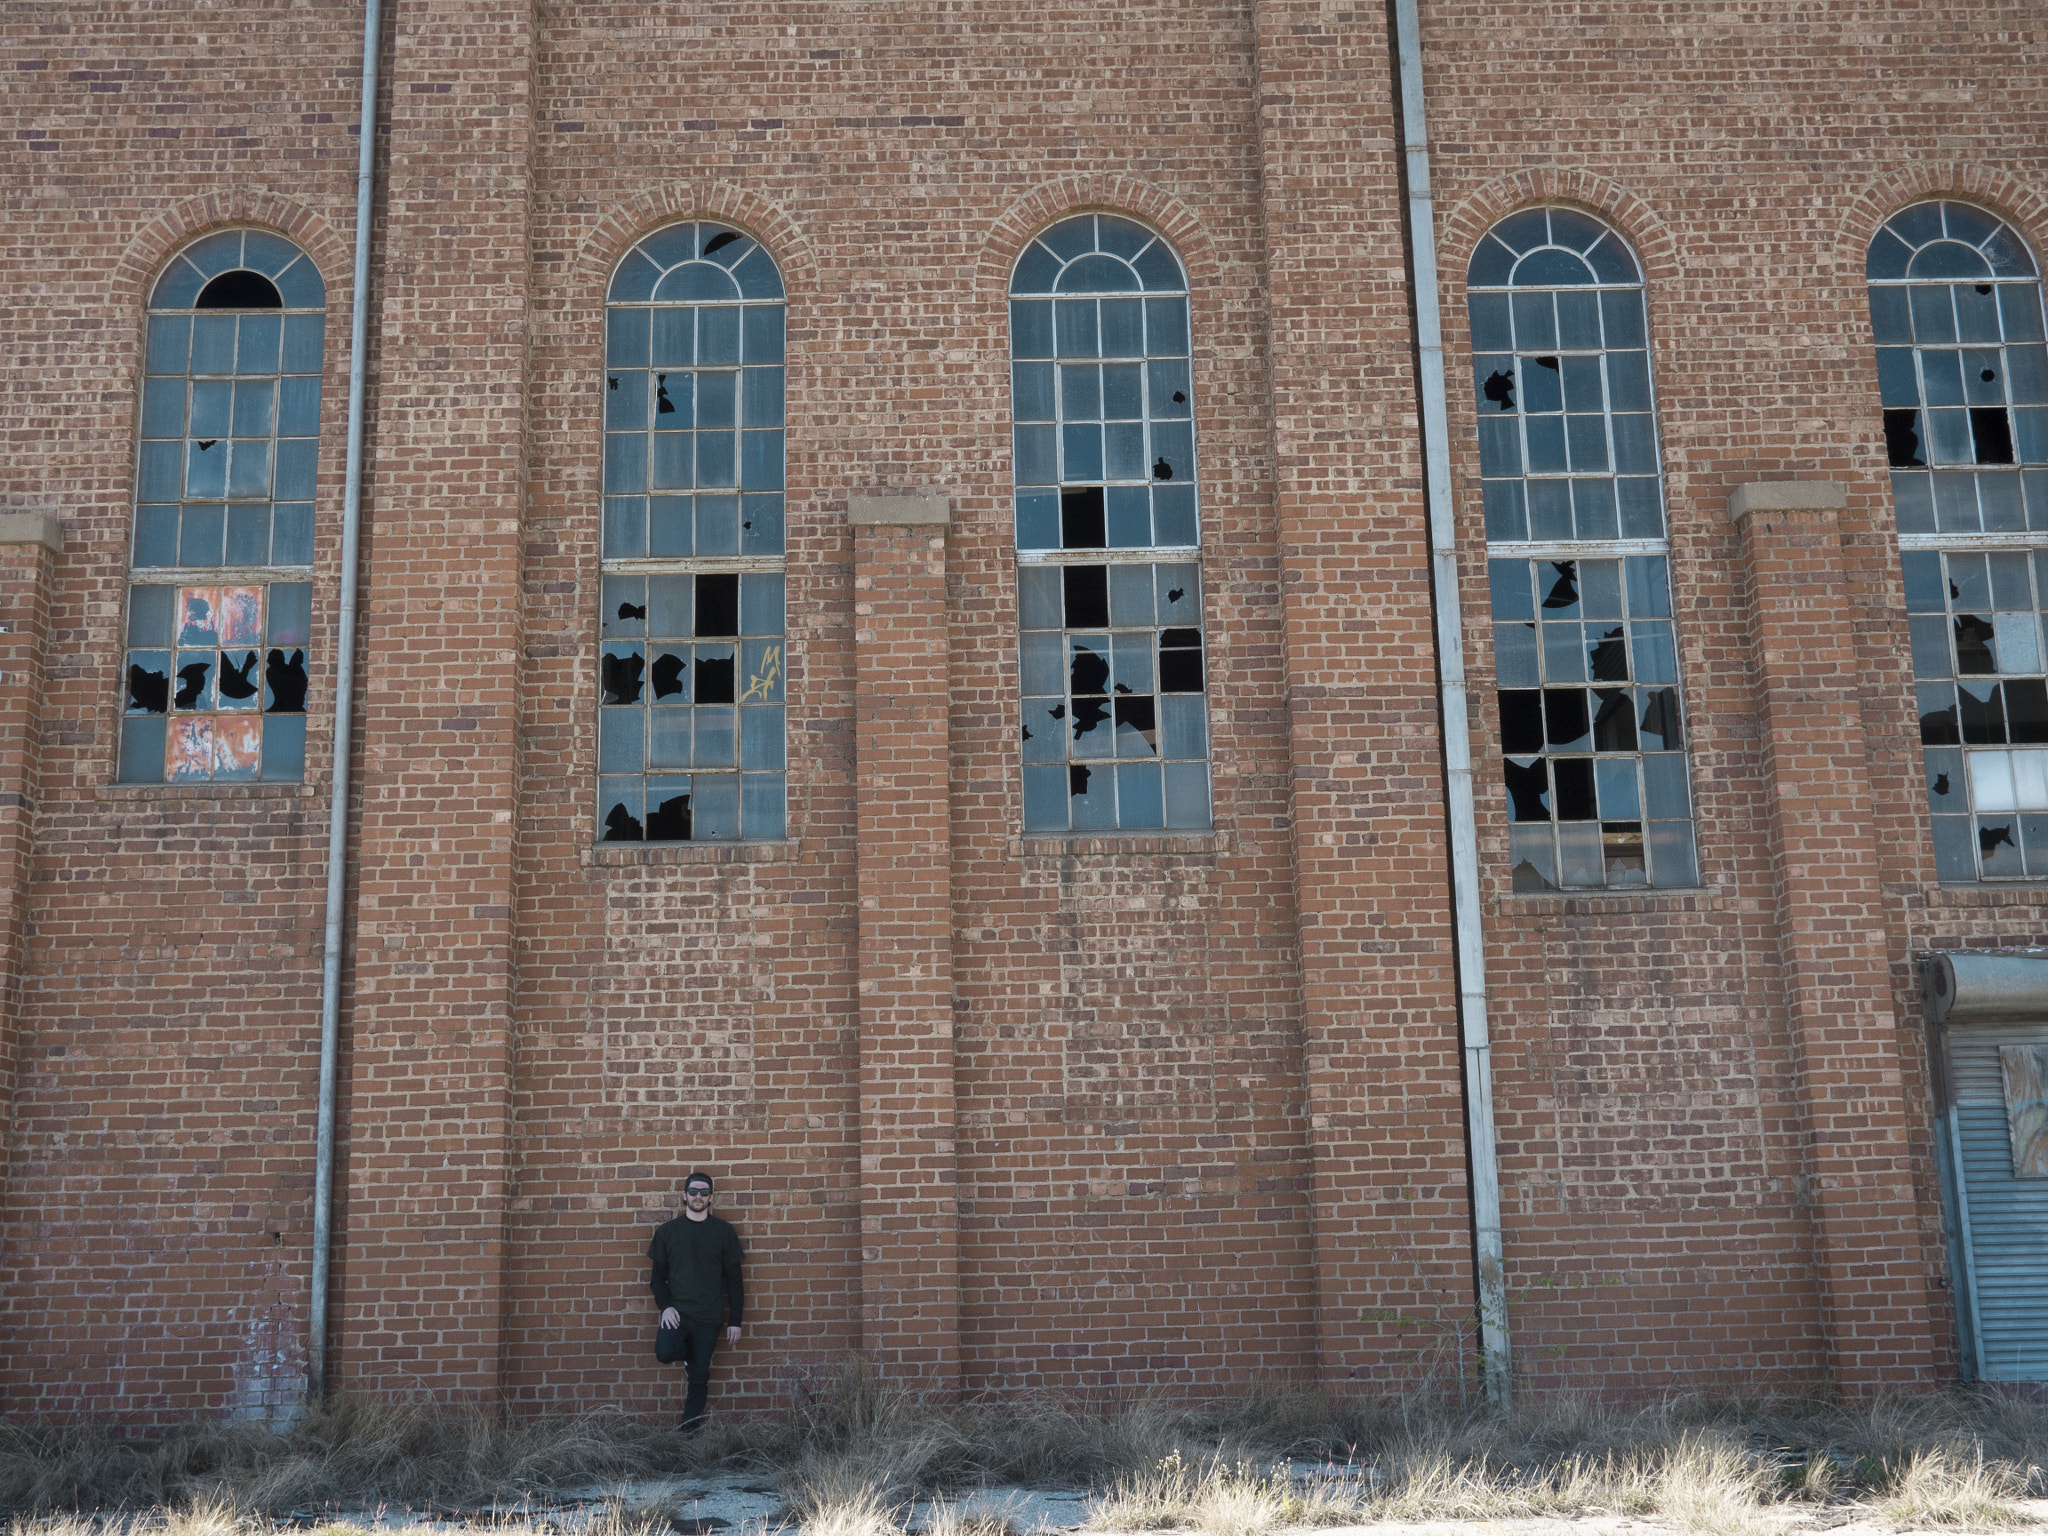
[683,1171,715,1192]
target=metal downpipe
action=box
[309,0,383,1407]
[1390,0,1511,1402]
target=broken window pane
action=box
[598,223,788,841]
[120,231,326,783]
[1485,545,1699,888]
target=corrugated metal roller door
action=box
[1945,1020,2048,1382]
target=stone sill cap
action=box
[849,493,950,527]
[1727,481,1846,520]
[0,513,63,552]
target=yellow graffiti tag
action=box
[739,643,782,703]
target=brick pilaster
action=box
[329,0,535,1399]
[0,515,59,1162]
[1730,481,1937,1389]
[1249,3,1478,1384]
[851,499,958,1386]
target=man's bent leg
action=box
[679,1320,721,1430]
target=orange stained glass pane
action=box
[166,716,214,781]
[212,716,262,780]
[178,587,222,648]
[220,586,263,647]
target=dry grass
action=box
[3,1367,2044,1533]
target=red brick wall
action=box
[3,0,2045,1420]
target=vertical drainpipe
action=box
[1388,0,1510,1402]
[309,0,384,1407]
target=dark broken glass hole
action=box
[2007,678,2048,742]
[1535,356,1560,371]
[1976,284,1994,296]
[602,650,645,705]
[1959,682,2007,744]
[1069,764,1092,797]
[1061,487,1106,549]
[1159,636,1204,693]
[609,377,619,390]
[1172,391,1186,403]
[1541,561,1579,610]
[196,439,218,451]
[195,270,282,310]
[1483,369,1517,412]
[1588,627,1628,682]
[704,231,742,256]
[1071,697,1110,740]
[1020,724,1033,741]
[1166,587,1185,604]
[695,653,736,704]
[1049,704,1066,719]
[1933,772,1951,796]
[265,649,308,713]
[603,803,645,842]
[1981,820,2017,856]
[1502,756,1549,821]
[647,793,693,840]
[1063,566,1109,628]
[657,376,676,414]
[1920,698,1960,745]
[1953,613,1997,674]
[1152,457,1174,480]
[1544,689,1591,750]
[174,661,212,711]
[1884,409,1926,468]
[1591,688,1636,750]
[128,664,169,714]
[1070,645,1110,696]
[1551,758,1596,821]
[651,651,686,699]
[1498,689,1544,753]
[618,601,647,621]
[1983,368,1999,383]
[218,650,260,701]
[695,574,740,636]
[1113,682,1131,695]
[1113,695,1158,752]
[1971,407,2015,465]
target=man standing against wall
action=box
[649,1170,745,1430]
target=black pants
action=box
[663,1319,721,1427]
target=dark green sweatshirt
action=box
[647,1214,745,1325]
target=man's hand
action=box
[661,1308,680,1329]
[725,1325,741,1344]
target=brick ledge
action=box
[1926,881,2048,907]
[1495,886,1724,916]
[1009,831,1228,858]
[582,839,803,867]
[94,780,320,801]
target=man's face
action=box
[684,1185,712,1209]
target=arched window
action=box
[1875,202,2048,879]
[1467,208,1698,890]
[597,222,786,843]
[1009,213,1209,832]
[120,230,324,783]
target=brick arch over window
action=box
[1441,170,1679,302]
[1836,164,2048,283]
[577,184,817,311]
[980,177,1219,304]
[114,193,351,323]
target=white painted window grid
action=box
[1009,213,1212,834]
